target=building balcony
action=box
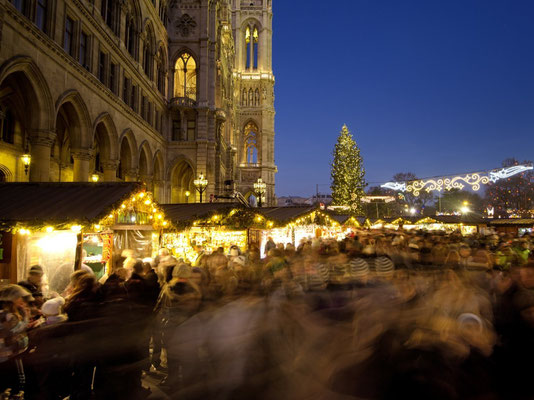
[170,97,197,109]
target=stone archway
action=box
[171,160,194,203]
[93,113,119,181]
[0,57,54,181]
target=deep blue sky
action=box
[272,0,534,197]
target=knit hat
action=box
[375,256,395,277]
[349,258,370,279]
[0,284,34,302]
[29,265,44,276]
[42,296,65,316]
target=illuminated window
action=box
[244,122,259,165]
[174,53,197,100]
[253,27,259,70]
[245,25,259,70]
[245,26,251,69]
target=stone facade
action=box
[0,0,276,204]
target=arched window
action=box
[244,122,259,165]
[125,16,137,59]
[174,53,197,100]
[144,28,154,80]
[245,24,259,70]
[101,0,119,35]
[156,48,166,95]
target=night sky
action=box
[272,0,534,197]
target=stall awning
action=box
[161,203,243,225]
[488,218,534,226]
[0,182,144,226]
[257,206,318,224]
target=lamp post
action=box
[185,190,190,203]
[193,172,208,203]
[21,146,31,176]
[91,172,100,183]
[254,178,267,207]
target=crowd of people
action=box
[1,228,534,400]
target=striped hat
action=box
[348,258,369,279]
[316,263,330,283]
[375,256,395,277]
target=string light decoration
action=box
[7,189,169,235]
[381,165,533,196]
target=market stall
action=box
[0,182,167,291]
[160,203,257,263]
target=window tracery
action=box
[174,52,197,100]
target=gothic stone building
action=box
[0,0,276,204]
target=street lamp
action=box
[193,172,208,203]
[461,201,470,214]
[185,190,190,203]
[21,146,31,176]
[254,178,267,207]
[91,172,100,183]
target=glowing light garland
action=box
[381,165,533,196]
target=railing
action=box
[170,97,197,108]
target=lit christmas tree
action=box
[330,124,366,214]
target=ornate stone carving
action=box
[71,148,94,161]
[241,170,259,182]
[101,160,119,170]
[29,130,56,147]
[175,14,197,37]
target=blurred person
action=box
[264,236,276,255]
[18,265,45,307]
[0,285,32,394]
[157,263,201,393]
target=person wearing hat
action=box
[41,297,67,326]
[18,265,44,307]
[0,284,33,393]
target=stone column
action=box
[101,160,119,181]
[125,168,139,182]
[29,130,56,182]
[153,179,163,203]
[71,148,93,182]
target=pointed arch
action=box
[173,50,197,100]
[138,140,153,177]
[55,90,92,149]
[117,129,139,180]
[169,157,195,203]
[0,56,54,131]
[243,120,260,165]
[92,112,119,161]
[142,20,156,80]
[153,150,164,181]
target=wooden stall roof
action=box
[257,205,318,223]
[161,203,243,224]
[0,182,143,225]
[488,218,534,226]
